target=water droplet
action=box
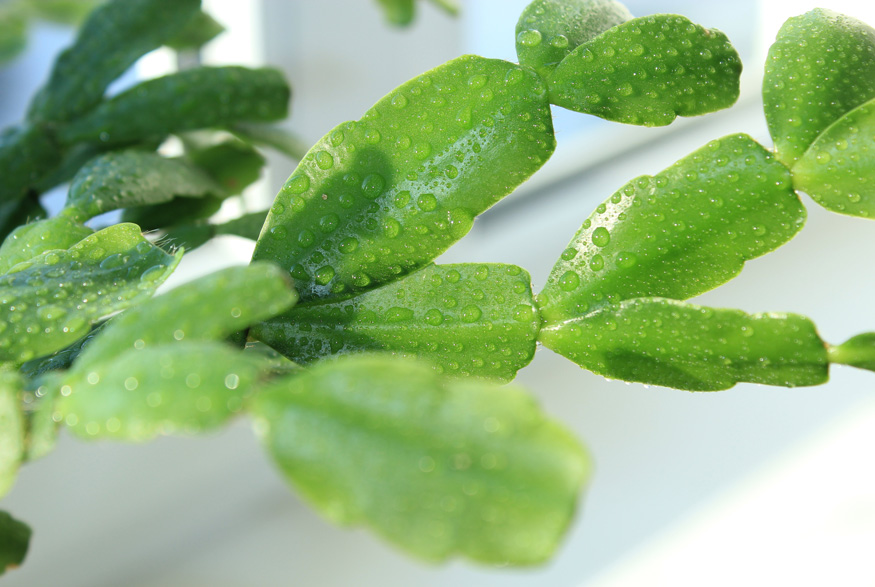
[391,93,408,108]
[413,142,432,160]
[361,174,385,198]
[386,306,414,322]
[589,254,605,271]
[339,237,359,253]
[364,128,381,144]
[616,251,637,268]
[445,269,461,283]
[319,213,339,233]
[467,74,487,89]
[315,151,334,170]
[224,374,240,389]
[297,229,315,247]
[517,29,542,47]
[558,271,580,291]
[382,217,401,238]
[315,266,336,285]
[445,165,459,179]
[424,309,444,325]
[417,193,438,211]
[124,377,138,390]
[286,174,310,194]
[591,226,611,247]
[617,83,633,96]
[474,266,489,281]
[461,304,482,323]
[550,34,569,48]
[512,304,535,323]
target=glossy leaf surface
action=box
[538,134,804,325]
[516,0,632,79]
[0,511,30,576]
[252,355,590,564]
[28,0,200,123]
[763,9,875,166]
[0,216,92,274]
[253,55,555,302]
[0,373,24,498]
[58,342,265,441]
[792,97,875,218]
[540,298,829,391]
[58,66,290,146]
[0,224,181,364]
[548,14,741,126]
[65,150,223,220]
[252,263,539,381]
[73,263,296,370]
[829,332,875,372]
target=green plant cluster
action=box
[2,0,875,576]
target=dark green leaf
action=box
[57,341,266,441]
[73,263,297,370]
[0,216,93,274]
[253,55,555,302]
[763,9,875,167]
[0,125,62,204]
[0,372,24,497]
[66,150,224,220]
[538,134,804,325]
[188,140,265,195]
[375,0,415,26]
[829,332,875,372]
[516,0,632,79]
[230,123,309,160]
[251,354,590,564]
[540,297,829,391]
[792,97,875,219]
[548,14,741,126]
[165,10,224,50]
[0,223,182,364]
[123,195,225,232]
[0,511,30,576]
[0,195,46,245]
[27,0,200,123]
[58,66,291,147]
[161,209,268,250]
[253,263,539,381]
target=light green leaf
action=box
[251,354,590,564]
[548,14,741,126]
[58,66,290,147]
[0,2,27,65]
[165,9,224,50]
[540,298,829,391]
[375,0,414,26]
[253,55,555,302]
[829,332,875,372]
[0,216,93,274]
[516,0,632,79]
[253,263,539,381]
[0,372,24,498]
[792,96,875,219]
[73,263,297,371]
[763,9,875,167]
[0,511,30,576]
[65,150,224,221]
[27,0,200,123]
[57,342,265,441]
[538,134,804,325]
[0,223,181,364]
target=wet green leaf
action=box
[516,0,632,79]
[73,263,297,370]
[0,511,30,576]
[251,354,590,564]
[763,9,875,167]
[0,223,182,364]
[538,134,804,325]
[540,298,829,391]
[253,263,539,382]
[28,0,200,123]
[253,55,555,302]
[0,216,93,274]
[0,372,24,498]
[829,332,875,372]
[548,14,741,126]
[792,97,875,219]
[58,66,290,147]
[65,150,224,221]
[57,342,266,441]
